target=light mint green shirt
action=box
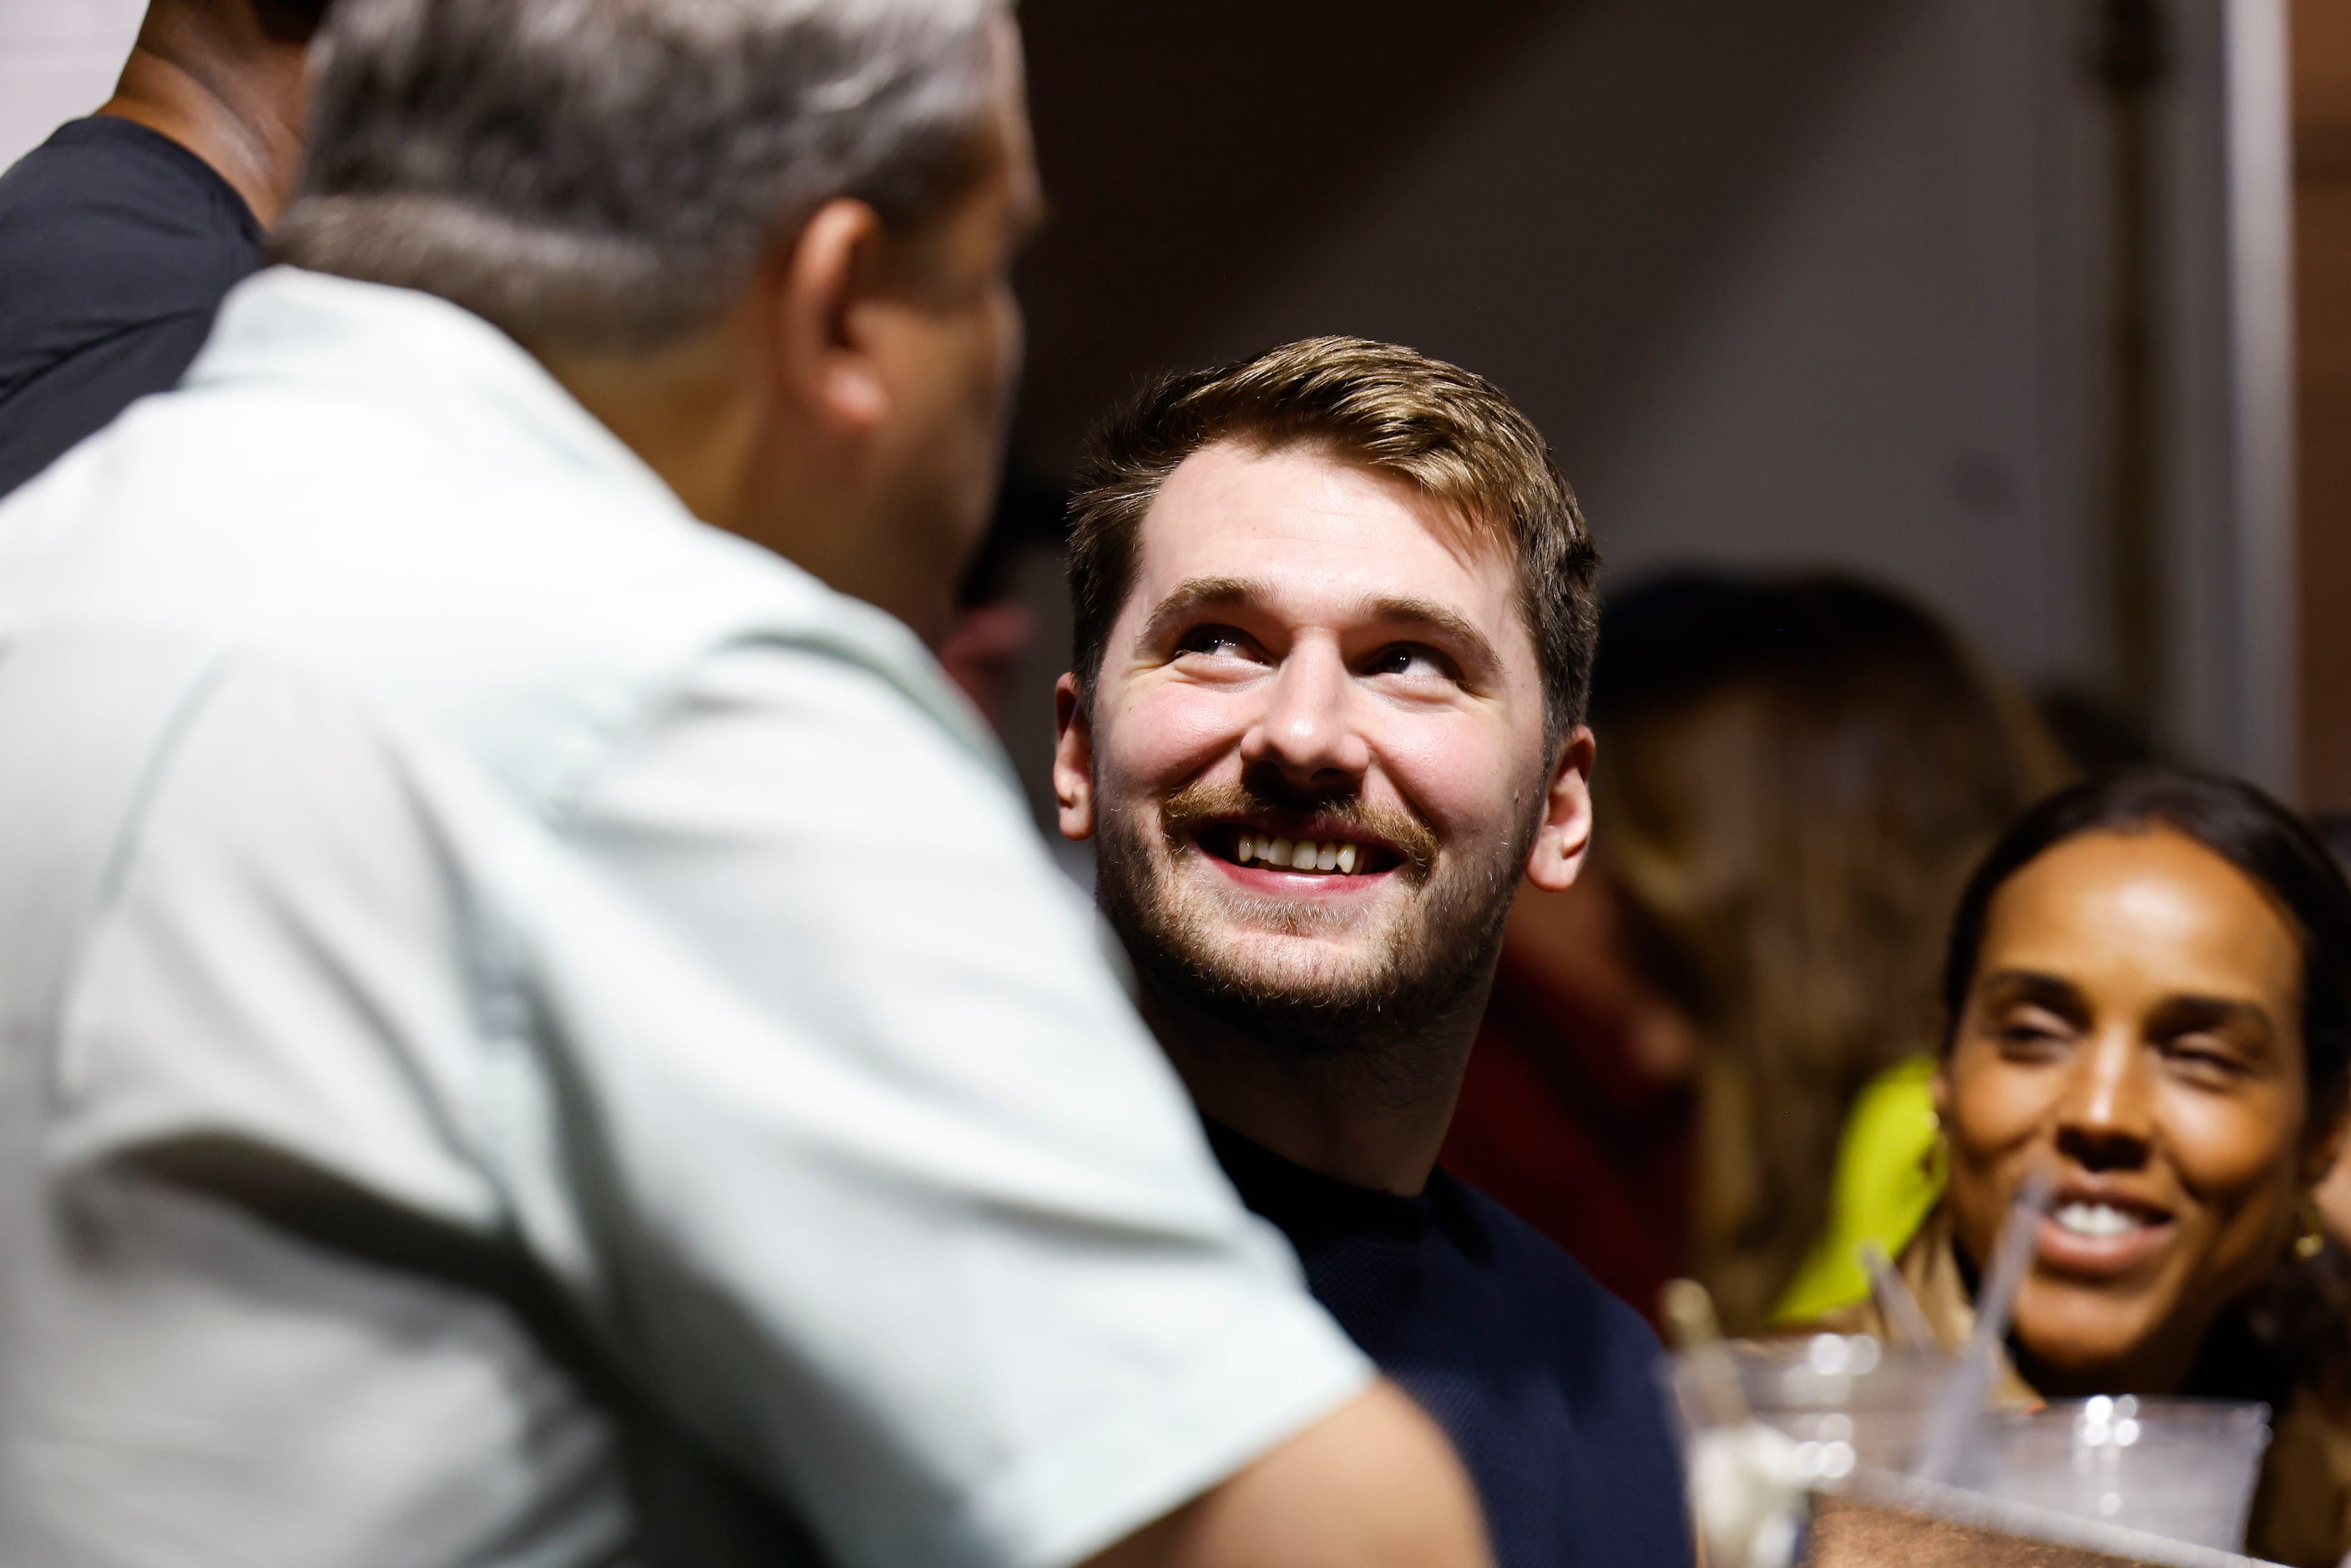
[0,269,1369,1568]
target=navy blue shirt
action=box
[1208,1121,1691,1568]
[0,117,263,499]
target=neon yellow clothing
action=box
[1771,1054,1944,1323]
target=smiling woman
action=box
[1821,768,2351,1565]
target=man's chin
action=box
[1185,935,1401,1002]
[1096,815,1519,1053]
[1132,907,1488,1050]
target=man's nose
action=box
[2052,1024,2156,1171]
[1239,640,1370,787]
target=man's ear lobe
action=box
[1052,673,1097,842]
[766,197,889,434]
[1523,725,1595,893]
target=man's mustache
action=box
[1157,776,1438,885]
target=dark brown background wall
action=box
[1013,1,1556,472]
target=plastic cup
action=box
[1972,1396,2270,1552]
[1666,1334,1959,1568]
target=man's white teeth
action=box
[1232,835,1365,875]
[2054,1201,2148,1239]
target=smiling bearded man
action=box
[1053,337,1692,1568]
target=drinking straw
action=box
[1910,1166,2054,1485]
[1861,1241,1937,1349]
[1661,1277,1749,1425]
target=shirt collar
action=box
[1204,1118,1438,1249]
[189,266,687,524]
[181,266,1014,785]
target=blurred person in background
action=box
[0,3,1492,1566]
[1054,338,1691,1568]
[1825,770,2351,1567]
[0,0,329,498]
[1445,573,2065,1331]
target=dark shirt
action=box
[0,116,264,499]
[1443,948,1696,1325]
[1207,1120,1691,1568]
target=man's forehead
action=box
[1128,442,1520,624]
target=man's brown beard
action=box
[1094,772,1535,1059]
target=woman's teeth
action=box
[2053,1201,2150,1238]
[1234,834,1361,875]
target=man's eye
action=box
[1176,626,1254,660]
[1368,645,1454,680]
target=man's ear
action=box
[764,196,892,437]
[1053,672,1097,842]
[1522,725,1595,893]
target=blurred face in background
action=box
[1057,441,1591,1054]
[1938,828,2323,1394]
[1557,576,2065,1332]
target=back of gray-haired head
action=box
[276,0,1001,349]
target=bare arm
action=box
[1084,1380,1492,1568]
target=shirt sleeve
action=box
[523,640,1375,1568]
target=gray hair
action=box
[275,0,1002,348]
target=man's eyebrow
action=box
[1358,594,1503,678]
[1137,576,1257,648]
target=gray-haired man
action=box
[0,4,1488,1566]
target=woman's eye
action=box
[1994,1014,2069,1056]
[2162,1036,2252,1083]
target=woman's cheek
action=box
[1941,1057,2025,1251]
[2159,1081,2301,1192]
[1946,1046,2057,1157]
